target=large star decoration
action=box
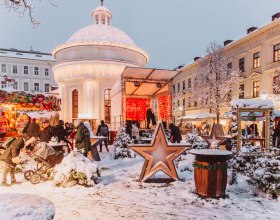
[202,124,226,148]
[129,123,188,182]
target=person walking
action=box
[74,120,91,156]
[0,131,25,186]
[40,119,56,143]
[27,118,40,138]
[146,108,153,129]
[96,120,109,152]
[169,123,182,143]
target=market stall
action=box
[121,67,178,129]
[0,88,61,138]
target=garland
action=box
[193,161,227,171]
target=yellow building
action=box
[173,12,280,122]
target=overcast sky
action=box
[0,0,280,69]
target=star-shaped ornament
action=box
[130,123,188,182]
[202,124,226,148]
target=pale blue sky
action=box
[0,0,280,69]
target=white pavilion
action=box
[52,4,149,128]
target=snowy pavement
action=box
[0,145,280,220]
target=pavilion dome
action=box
[66,24,136,48]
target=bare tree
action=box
[190,42,240,124]
[3,0,56,27]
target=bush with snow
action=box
[111,127,135,160]
[53,151,100,187]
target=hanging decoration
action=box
[158,95,172,121]
[0,90,61,111]
[125,97,150,121]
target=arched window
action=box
[104,89,111,123]
[72,89,78,119]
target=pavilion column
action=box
[81,80,95,119]
[92,80,101,122]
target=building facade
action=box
[0,48,56,93]
[173,12,280,121]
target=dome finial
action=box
[101,0,104,6]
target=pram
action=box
[24,142,64,184]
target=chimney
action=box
[224,40,233,46]
[247,27,258,34]
[194,57,201,61]
[272,12,280,21]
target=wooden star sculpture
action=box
[129,123,188,182]
[202,124,227,148]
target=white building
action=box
[0,48,56,93]
[52,5,148,126]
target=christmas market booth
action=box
[0,88,61,139]
[121,67,178,129]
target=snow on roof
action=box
[66,25,136,47]
[230,99,274,109]
[93,6,112,15]
[0,48,55,62]
[179,113,216,120]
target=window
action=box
[24,66,28,74]
[104,89,111,123]
[44,84,49,93]
[13,82,18,90]
[101,14,106,24]
[23,82,29,91]
[177,83,180,92]
[95,15,99,24]
[273,76,280,94]
[44,68,49,76]
[194,101,197,107]
[173,85,175,93]
[72,89,78,118]
[182,81,185,90]
[177,100,180,107]
[1,83,6,89]
[1,64,6,73]
[253,52,260,68]
[253,81,260,98]
[183,98,185,107]
[273,43,280,62]
[227,62,232,74]
[34,67,39,75]
[12,65,17,74]
[188,100,191,108]
[188,78,192,88]
[34,83,39,92]
[239,58,245,72]
[239,84,245,99]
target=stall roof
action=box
[122,67,178,96]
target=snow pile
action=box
[231,99,274,109]
[111,127,135,159]
[0,193,55,220]
[232,153,280,199]
[54,151,100,187]
[185,133,208,149]
[33,142,55,160]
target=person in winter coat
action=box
[74,120,91,156]
[40,120,56,143]
[146,108,153,129]
[27,118,40,138]
[65,122,72,138]
[125,121,132,138]
[96,120,109,152]
[273,122,280,147]
[22,116,31,134]
[0,132,25,186]
[54,120,67,142]
[169,123,182,143]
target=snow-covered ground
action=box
[1,145,280,220]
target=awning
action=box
[179,113,216,121]
[122,67,178,96]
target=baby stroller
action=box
[24,143,64,184]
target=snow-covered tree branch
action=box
[3,0,56,28]
[190,42,241,124]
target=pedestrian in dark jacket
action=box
[40,120,56,143]
[125,121,132,138]
[169,123,182,143]
[74,120,91,156]
[27,118,40,138]
[96,120,109,152]
[22,116,31,134]
[65,122,72,138]
[146,108,153,129]
[0,134,25,186]
[273,122,280,148]
[55,120,66,142]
